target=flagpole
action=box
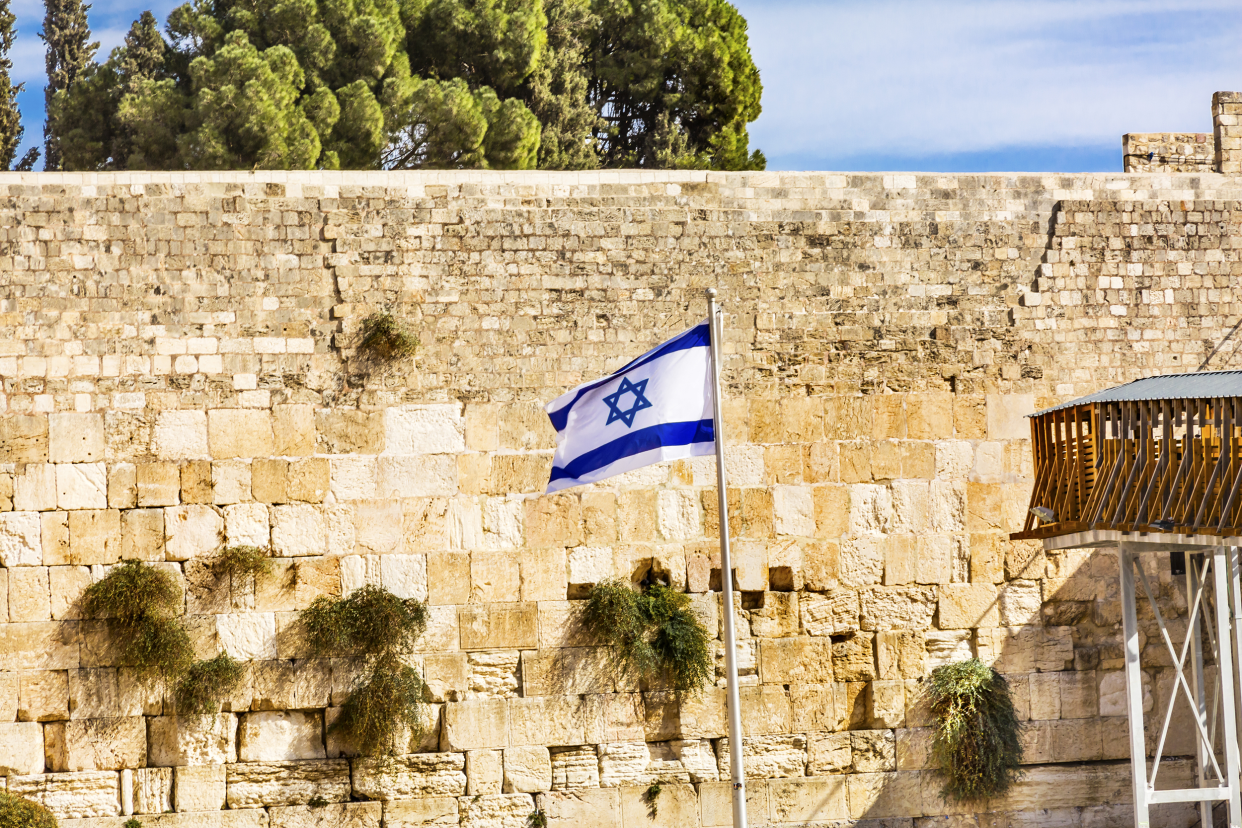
[706,288,748,828]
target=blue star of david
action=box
[603,377,653,428]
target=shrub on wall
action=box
[175,653,246,715]
[0,790,58,827]
[927,658,1024,802]
[212,545,273,582]
[583,579,712,695]
[301,584,430,756]
[356,312,418,362]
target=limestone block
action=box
[351,753,467,800]
[831,632,875,682]
[987,394,1035,441]
[896,726,935,771]
[0,721,44,774]
[459,603,538,651]
[596,741,648,787]
[148,714,238,766]
[471,550,521,603]
[382,796,460,827]
[839,537,884,588]
[808,731,851,774]
[384,404,465,455]
[57,463,107,510]
[0,670,15,720]
[224,503,270,548]
[504,745,552,793]
[851,729,896,772]
[7,770,120,819]
[0,621,79,671]
[134,766,173,814]
[138,462,182,507]
[859,585,937,631]
[467,650,520,699]
[875,629,925,679]
[768,776,847,823]
[374,456,455,498]
[354,500,402,553]
[749,592,799,638]
[656,489,700,541]
[758,637,834,684]
[49,413,105,464]
[9,565,50,621]
[536,788,621,828]
[525,495,582,548]
[444,698,509,750]
[699,779,768,827]
[226,759,351,807]
[489,455,550,496]
[618,783,698,828]
[510,696,588,747]
[69,668,120,720]
[68,509,121,565]
[466,748,503,795]
[164,505,223,561]
[1099,669,1152,717]
[271,504,326,556]
[550,745,598,789]
[287,458,329,503]
[481,495,523,550]
[65,717,145,770]
[178,460,213,506]
[208,409,275,458]
[153,411,210,460]
[772,485,814,536]
[120,509,165,562]
[250,659,332,711]
[270,802,381,828]
[175,763,226,811]
[238,710,325,762]
[19,670,68,721]
[925,630,973,668]
[938,583,1000,629]
[929,481,965,533]
[0,415,48,463]
[717,734,806,779]
[251,459,289,504]
[273,405,317,458]
[0,511,43,565]
[213,460,253,505]
[521,647,612,696]
[520,546,567,603]
[999,580,1042,625]
[15,465,58,512]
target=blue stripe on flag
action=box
[547,419,715,484]
[546,323,711,432]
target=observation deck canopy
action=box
[1012,370,1242,541]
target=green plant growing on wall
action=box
[175,652,245,715]
[213,545,273,582]
[0,790,58,827]
[356,312,418,362]
[583,579,712,694]
[643,781,662,818]
[927,658,1024,802]
[83,559,194,682]
[526,810,547,828]
[301,584,429,756]
[124,819,141,828]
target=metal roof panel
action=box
[1034,370,1242,416]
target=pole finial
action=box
[706,287,718,299]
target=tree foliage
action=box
[927,659,1024,802]
[41,0,98,169]
[46,0,763,171]
[0,1,35,170]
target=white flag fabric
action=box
[544,321,715,493]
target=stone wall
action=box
[1122,133,1215,172]
[1,170,1242,828]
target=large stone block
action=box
[138,462,182,507]
[134,766,173,814]
[510,696,589,747]
[148,714,238,766]
[217,612,278,660]
[120,508,165,561]
[18,669,68,721]
[382,796,460,827]
[758,636,834,684]
[938,583,1000,629]
[208,409,275,458]
[68,509,122,565]
[57,463,107,510]
[444,698,509,750]
[0,510,43,565]
[769,776,848,823]
[700,779,769,827]
[618,783,699,828]
[859,585,937,631]
[7,770,120,819]
[49,413,105,464]
[351,753,467,800]
[550,745,598,789]
[238,710,325,762]
[164,504,224,561]
[459,603,537,650]
[537,788,621,828]
[0,721,45,774]
[459,793,536,828]
[271,504,326,556]
[65,717,146,770]
[269,802,381,828]
[175,763,226,811]
[153,410,210,460]
[0,414,49,463]
[0,621,79,671]
[9,565,51,621]
[716,734,806,779]
[504,745,552,793]
[226,759,351,807]
[384,404,465,455]
[376,456,456,498]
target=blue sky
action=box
[8,0,1242,172]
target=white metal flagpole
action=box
[706,287,748,828]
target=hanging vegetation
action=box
[582,579,713,694]
[300,584,430,756]
[212,545,273,581]
[356,312,418,363]
[0,790,58,828]
[927,658,1024,802]
[84,559,244,711]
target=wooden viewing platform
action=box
[1012,371,1242,541]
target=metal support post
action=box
[1211,546,1242,828]
[1120,542,1151,828]
[1187,552,1213,828]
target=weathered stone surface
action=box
[58,463,108,510]
[153,411,209,460]
[808,731,852,774]
[384,405,465,455]
[537,788,621,828]
[459,793,535,828]
[459,603,537,651]
[19,669,69,721]
[351,753,467,800]
[444,698,508,750]
[802,590,859,637]
[852,729,897,772]
[596,741,649,787]
[65,717,146,770]
[269,803,380,828]
[504,745,552,793]
[175,764,226,811]
[164,505,224,561]
[0,511,43,566]
[148,714,237,766]
[382,796,460,827]
[466,748,503,795]
[134,767,173,815]
[0,720,45,774]
[238,711,325,762]
[550,745,599,789]
[8,771,120,818]
[716,734,807,779]
[226,759,350,807]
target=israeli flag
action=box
[545,321,715,493]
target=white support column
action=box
[1187,553,1213,828]
[1120,542,1151,828]
[1212,546,1242,828]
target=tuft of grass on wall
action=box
[213,545,273,582]
[927,658,1024,802]
[583,579,713,695]
[0,790,59,827]
[300,584,429,757]
[357,312,418,362]
[175,652,245,715]
[83,560,193,682]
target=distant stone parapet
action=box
[1215,91,1242,174]
[1122,132,1214,173]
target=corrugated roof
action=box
[1034,370,1242,416]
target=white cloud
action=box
[738,0,1242,163]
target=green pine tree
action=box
[41,0,98,170]
[527,0,600,169]
[0,0,36,170]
